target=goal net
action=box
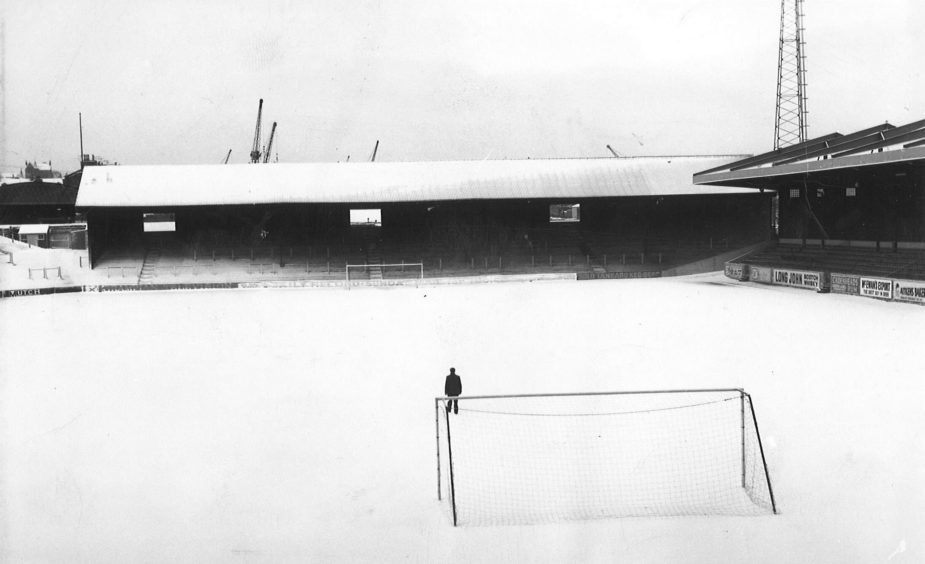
[435,389,776,526]
[345,262,424,286]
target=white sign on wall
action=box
[893,279,925,304]
[772,268,822,291]
[859,277,893,299]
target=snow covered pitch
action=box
[1,272,923,562]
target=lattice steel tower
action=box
[774,0,808,149]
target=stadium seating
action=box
[740,241,925,281]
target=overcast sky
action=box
[2,0,922,172]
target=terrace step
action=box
[366,255,383,280]
[139,248,162,284]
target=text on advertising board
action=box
[829,273,860,295]
[859,278,892,299]
[772,269,821,290]
[893,279,925,304]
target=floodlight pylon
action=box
[774,0,809,149]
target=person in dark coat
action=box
[444,367,462,414]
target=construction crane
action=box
[606,145,620,158]
[263,122,277,163]
[249,98,264,164]
[223,149,232,164]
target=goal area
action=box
[435,388,776,526]
[345,262,424,286]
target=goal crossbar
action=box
[435,388,776,526]
[436,387,745,403]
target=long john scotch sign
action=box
[772,268,823,291]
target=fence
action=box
[105,265,141,278]
[28,266,63,280]
[192,245,335,263]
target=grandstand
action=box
[695,117,925,301]
[53,156,768,286]
[740,240,925,281]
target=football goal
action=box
[435,388,776,526]
[345,262,424,286]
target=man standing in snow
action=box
[444,367,462,414]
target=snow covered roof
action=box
[1,177,64,185]
[18,224,50,235]
[694,117,925,187]
[76,156,757,208]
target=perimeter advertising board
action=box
[859,277,892,300]
[749,265,773,284]
[829,273,860,295]
[724,262,748,281]
[576,271,661,280]
[772,268,823,291]
[893,279,925,305]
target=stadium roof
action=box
[76,156,757,208]
[0,181,77,206]
[17,224,50,235]
[693,118,925,188]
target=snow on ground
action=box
[1,273,923,563]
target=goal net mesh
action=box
[437,390,774,526]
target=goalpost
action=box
[345,262,424,286]
[435,388,776,526]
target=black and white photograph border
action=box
[1,1,924,563]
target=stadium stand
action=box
[740,241,925,281]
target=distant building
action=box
[0,180,78,224]
[24,161,63,180]
[81,154,115,168]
